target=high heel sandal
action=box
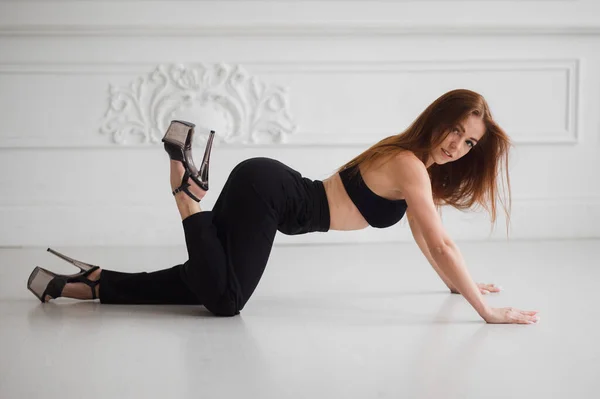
[27,248,101,303]
[162,120,215,202]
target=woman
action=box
[27,89,540,325]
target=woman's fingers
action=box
[514,309,540,324]
[477,283,502,294]
[514,314,532,324]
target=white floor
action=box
[0,239,598,399]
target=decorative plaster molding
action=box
[0,59,579,147]
[1,25,599,37]
[256,59,580,145]
[99,63,298,145]
[203,0,577,1]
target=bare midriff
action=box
[322,152,409,231]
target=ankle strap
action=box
[78,266,101,300]
[172,169,202,202]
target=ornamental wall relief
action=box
[100,63,298,146]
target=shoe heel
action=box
[46,248,98,272]
[196,130,215,191]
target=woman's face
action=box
[431,115,486,165]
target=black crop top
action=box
[339,165,407,228]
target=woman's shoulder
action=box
[388,150,430,192]
[390,150,426,172]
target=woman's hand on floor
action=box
[483,307,540,325]
[449,283,502,295]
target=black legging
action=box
[98,157,331,316]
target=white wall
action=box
[0,0,599,247]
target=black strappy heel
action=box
[161,120,215,202]
[27,248,101,302]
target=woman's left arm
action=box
[406,209,500,295]
[407,208,457,292]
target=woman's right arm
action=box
[395,155,539,324]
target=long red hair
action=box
[336,89,513,234]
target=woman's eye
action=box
[466,141,474,148]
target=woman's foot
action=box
[45,268,102,302]
[170,160,206,219]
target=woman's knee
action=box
[205,301,240,317]
[210,308,240,317]
[204,290,241,317]
[179,261,227,303]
